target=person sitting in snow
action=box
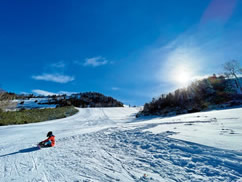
[39,131,55,147]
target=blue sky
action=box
[0,0,242,105]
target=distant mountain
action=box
[1,90,123,109]
[137,75,242,117]
[15,92,123,108]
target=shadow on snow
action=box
[0,146,40,157]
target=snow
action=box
[0,107,242,181]
[15,98,56,109]
[142,108,242,151]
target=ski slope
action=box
[0,107,242,182]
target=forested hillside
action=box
[138,75,242,117]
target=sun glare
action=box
[172,65,193,87]
[159,46,202,88]
[176,71,190,84]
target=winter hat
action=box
[47,131,53,137]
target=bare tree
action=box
[223,60,242,93]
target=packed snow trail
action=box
[0,107,242,181]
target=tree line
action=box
[42,92,124,108]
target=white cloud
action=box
[32,73,74,83]
[32,89,56,96]
[83,56,108,67]
[32,90,77,96]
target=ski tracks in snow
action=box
[92,128,242,181]
[1,107,242,181]
[29,127,241,182]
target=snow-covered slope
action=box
[0,107,242,181]
[142,108,242,150]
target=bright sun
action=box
[161,47,200,88]
[176,70,190,84]
[172,65,193,87]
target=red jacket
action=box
[43,135,55,147]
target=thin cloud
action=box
[192,74,213,81]
[32,90,77,96]
[111,87,120,91]
[73,60,82,65]
[83,56,108,67]
[20,92,29,95]
[32,73,75,83]
[51,61,66,68]
[58,91,78,95]
[32,89,56,96]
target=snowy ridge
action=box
[0,107,242,181]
